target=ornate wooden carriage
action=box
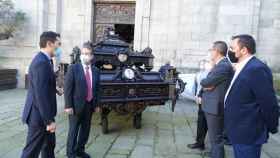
[69,33,181,134]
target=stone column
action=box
[60,0,93,62]
[214,0,261,42]
[257,0,280,72]
[134,0,151,51]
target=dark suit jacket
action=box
[224,57,279,144]
[22,52,57,127]
[64,63,100,115]
[200,58,234,115]
[159,64,173,78]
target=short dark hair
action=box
[213,41,228,56]
[232,34,256,54]
[82,41,93,53]
[39,31,59,48]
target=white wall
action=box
[0,0,45,88]
[257,0,280,71]
[134,0,280,72]
[0,0,93,88]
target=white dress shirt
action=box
[82,64,92,89]
[224,55,254,104]
[195,70,210,96]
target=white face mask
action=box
[205,62,212,71]
[80,54,93,65]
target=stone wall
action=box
[0,0,45,88]
[134,0,280,72]
[1,0,279,88]
[93,1,135,42]
[60,0,92,61]
[257,0,280,72]
[0,0,93,88]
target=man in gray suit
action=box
[200,41,234,158]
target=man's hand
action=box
[56,87,64,96]
[46,122,56,133]
[65,108,74,115]
[210,60,216,68]
[196,97,202,105]
[95,107,101,113]
[205,60,215,71]
[203,86,215,91]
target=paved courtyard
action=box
[0,89,279,158]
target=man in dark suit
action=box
[200,41,234,158]
[224,34,279,158]
[64,42,100,158]
[187,60,211,150]
[21,31,60,158]
[159,61,173,79]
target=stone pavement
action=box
[0,89,279,158]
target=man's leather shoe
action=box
[187,143,205,150]
[67,155,76,158]
[224,138,232,146]
[271,128,278,134]
[77,152,91,158]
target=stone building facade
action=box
[0,0,93,88]
[134,0,280,72]
[0,0,279,88]
[93,0,135,43]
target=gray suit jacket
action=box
[200,58,234,116]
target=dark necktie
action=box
[85,66,93,102]
[50,59,54,66]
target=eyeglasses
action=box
[208,48,215,52]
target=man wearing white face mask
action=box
[188,60,212,151]
[64,42,100,158]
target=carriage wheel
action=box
[101,117,108,134]
[172,98,177,112]
[133,113,142,129]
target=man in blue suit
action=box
[21,31,60,158]
[64,42,100,158]
[224,34,279,158]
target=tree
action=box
[0,0,26,40]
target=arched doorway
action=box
[92,0,136,45]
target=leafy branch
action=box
[0,0,26,40]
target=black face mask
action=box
[228,50,238,63]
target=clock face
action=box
[124,68,135,79]
[118,54,128,62]
[176,80,180,88]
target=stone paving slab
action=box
[0,89,279,158]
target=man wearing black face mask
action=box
[227,50,238,63]
[224,34,279,158]
[64,42,100,158]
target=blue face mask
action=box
[55,47,62,56]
